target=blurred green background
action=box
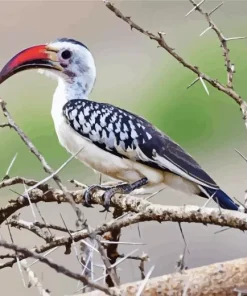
[1,1,247,295]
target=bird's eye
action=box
[61,50,72,60]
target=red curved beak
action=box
[0,44,63,84]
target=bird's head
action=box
[0,38,96,95]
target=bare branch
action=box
[1,191,247,270]
[0,176,43,190]
[79,256,247,296]
[0,99,85,224]
[188,0,242,89]
[1,187,247,230]
[21,259,51,296]
[33,221,76,233]
[0,122,11,128]
[6,219,53,242]
[0,240,112,295]
[97,238,120,287]
[103,1,247,128]
[185,0,205,17]
[0,99,55,176]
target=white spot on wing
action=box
[95,123,102,132]
[83,122,91,134]
[100,112,110,127]
[146,132,152,140]
[70,109,77,120]
[120,132,128,140]
[123,124,129,132]
[131,129,138,139]
[78,111,85,123]
[107,123,113,131]
[115,121,121,133]
[89,111,97,125]
[111,113,117,122]
[84,106,90,116]
[73,119,80,130]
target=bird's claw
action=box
[99,189,115,213]
[83,184,102,208]
[83,184,113,211]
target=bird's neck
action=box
[58,74,95,101]
[51,74,95,123]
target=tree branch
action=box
[80,256,247,296]
[1,187,247,230]
[0,176,46,190]
[0,99,85,224]
[1,188,247,269]
[188,0,245,89]
[6,219,53,242]
[102,1,247,127]
[0,240,113,295]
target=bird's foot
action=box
[83,184,109,208]
[100,177,148,212]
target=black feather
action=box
[63,99,218,189]
[55,38,89,50]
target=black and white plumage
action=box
[0,38,241,211]
[63,98,216,187]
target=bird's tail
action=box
[199,186,241,211]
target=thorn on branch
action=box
[187,77,200,89]
[200,26,212,37]
[136,265,155,296]
[0,240,111,295]
[187,76,209,95]
[158,31,166,36]
[3,153,18,181]
[208,2,224,16]
[199,76,210,95]
[185,0,206,17]
[225,36,247,41]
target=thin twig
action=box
[1,201,247,270]
[6,219,52,242]
[185,0,205,17]
[0,176,41,190]
[4,152,18,179]
[136,265,155,296]
[0,240,112,295]
[103,1,247,127]
[97,238,120,287]
[208,2,224,16]
[0,99,85,225]
[0,122,10,128]
[34,204,54,238]
[188,0,242,89]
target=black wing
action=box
[63,99,218,189]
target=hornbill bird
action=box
[0,38,241,211]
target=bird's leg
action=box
[83,181,126,207]
[101,177,148,212]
